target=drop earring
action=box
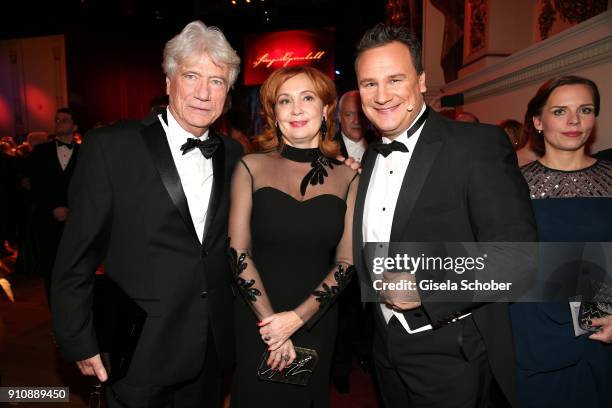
[319,117,328,141]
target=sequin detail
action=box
[521,160,612,199]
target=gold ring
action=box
[282,354,290,361]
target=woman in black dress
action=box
[511,76,612,408]
[228,66,359,407]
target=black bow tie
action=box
[56,140,74,149]
[373,106,430,158]
[372,140,408,157]
[180,137,220,158]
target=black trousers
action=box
[105,334,223,408]
[374,315,493,408]
[38,223,63,305]
[332,280,373,377]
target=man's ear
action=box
[418,72,427,94]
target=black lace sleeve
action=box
[228,159,275,320]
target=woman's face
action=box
[533,84,596,154]
[274,73,327,148]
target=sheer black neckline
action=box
[281,144,321,163]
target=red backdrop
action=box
[243,28,335,86]
[66,31,166,132]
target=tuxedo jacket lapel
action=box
[64,144,79,176]
[353,146,378,279]
[47,143,65,175]
[336,132,349,158]
[201,130,225,248]
[141,120,200,244]
[390,112,444,241]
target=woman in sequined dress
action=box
[227,66,358,407]
[511,76,612,408]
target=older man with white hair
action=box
[337,90,369,162]
[51,21,242,407]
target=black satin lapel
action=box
[60,144,79,181]
[140,121,199,243]
[353,146,378,279]
[51,145,64,175]
[390,122,443,242]
[337,133,349,159]
[202,131,225,247]
[65,144,79,175]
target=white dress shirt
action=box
[363,105,471,334]
[341,133,367,162]
[363,105,429,334]
[56,142,74,171]
[159,108,213,244]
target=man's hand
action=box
[589,315,612,343]
[52,206,69,222]
[386,301,422,311]
[336,155,362,173]
[380,271,420,311]
[76,354,108,382]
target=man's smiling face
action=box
[356,41,426,139]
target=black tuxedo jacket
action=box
[336,131,349,159]
[30,140,79,222]
[51,116,242,386]
[353,109,536,407]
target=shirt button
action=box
[200,291,208,299]
[382,207,386,211]
[390,170,394,174]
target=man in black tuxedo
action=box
[352,24,536,407]
[51,21,242,407]
[29,107,80,302]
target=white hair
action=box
[163,21,241,88]
[338,90,361,112]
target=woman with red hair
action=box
[228,66,359,407]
